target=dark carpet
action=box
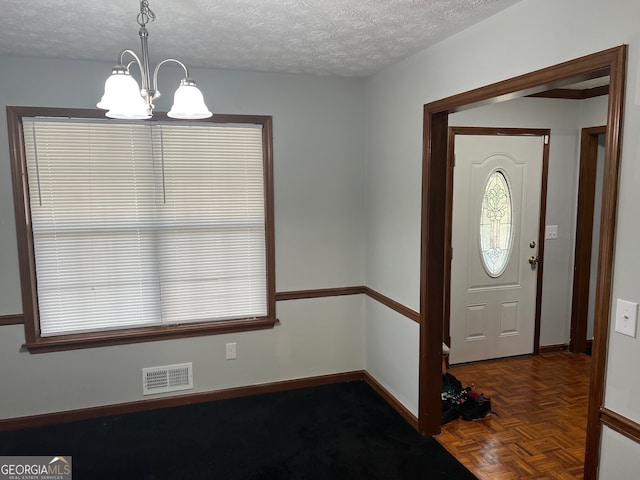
[0,381,477,479]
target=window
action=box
[479,169,513,277]
[8,107,275,352]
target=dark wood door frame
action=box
[570,126,607,354]
[444,127,551,358]
[419,46,626,480]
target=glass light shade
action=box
[97,71,151,119]
[167,83,212,119]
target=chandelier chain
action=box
[137,0,156,28]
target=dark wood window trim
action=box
[0,314,24,326]
[7,106,277,354]
[1,285,416,329]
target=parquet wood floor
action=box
[437,352,591,479]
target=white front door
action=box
[449,133,545,364]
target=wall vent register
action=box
[142,362,193,395]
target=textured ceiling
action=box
[0,0,520,77]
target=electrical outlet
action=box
[225,342,237,360]
[545,225,558,240]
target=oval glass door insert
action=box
[479,170,513,277]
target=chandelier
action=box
[97,0,211,120]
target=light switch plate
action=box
[545,225,558,240]
[615,299,638,338]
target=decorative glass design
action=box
[480,170,513,277]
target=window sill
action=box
[22,317,278,354]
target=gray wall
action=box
[3,0,640,476]
[363,0,640,476]
[0,56,367,418]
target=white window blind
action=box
[23,118,267,337]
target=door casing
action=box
[570,125,607,354]
[419,46,626,480]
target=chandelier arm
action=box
[117,49,149,90]
[152,58,191,96]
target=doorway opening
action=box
[418,46,626,480]
[570,126,607,355]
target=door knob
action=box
[528,256,539,266]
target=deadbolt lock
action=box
[529,241,536,248]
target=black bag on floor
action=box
[441,373,470,424]
[461,392,493,421]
